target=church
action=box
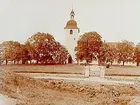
[64,9,80,63]
[64,9,118,64]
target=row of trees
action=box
[0,31,140,66]
[75,32,140,66]
[0,32,69,65]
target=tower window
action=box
[70,30,73,34]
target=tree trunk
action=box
[137,62,139,66]
[123,61,125,66]
[22,59,26,64]
[21,58,23,64]
[36,60,39,64]
[6,59,8,65]
[14,60,16,64]
[111,61,113,65]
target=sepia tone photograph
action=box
[0,0,140,105]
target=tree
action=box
[99,42,117,66]
[0,44,3,65]
[20,44,30,64]
[25,32,54,64]
[26,32,69,64]
[75,32,103,64]
[116,40,134,66]
[53,43,69,64]
[134,43,140,66]
[2,41,22,64]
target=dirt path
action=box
[19,73,135,85]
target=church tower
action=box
[64,9,80,63]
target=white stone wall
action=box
[65,29,79,62]
[84,66,105,78]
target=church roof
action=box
[64,20,78,29]
[64,9,79,29]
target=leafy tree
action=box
[134,43,140,66]
[99,42,117,65]
[0,44,3,65]
[75,32,103,64]
[26,32,68,64]
[20,44,30,64]
[52,43,68,64]
[2,41,21,64]
[25,32,54,64]
[116,40,134,66]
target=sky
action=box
[0,0,139,45]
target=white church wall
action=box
[65,29,79,62]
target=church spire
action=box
[70,9,75,20]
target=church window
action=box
[70,30,73,34]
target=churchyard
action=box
[0,64,140,105]
[0,4,139,104]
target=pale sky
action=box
[0,0,139,45]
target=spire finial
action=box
[70,6,75,20]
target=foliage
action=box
[20,44,30,64]
[25,32,68,64]
[2,41,22,64]
[116,40,134,65]
[99,43,117,65]
[134,43,140,66]
[76,32,103,64]
[0,44,3,64]
[1,31,139,66]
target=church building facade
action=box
[64,9,80,63]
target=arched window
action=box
[70,30,73,35]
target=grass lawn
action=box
[0,64,140,76]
